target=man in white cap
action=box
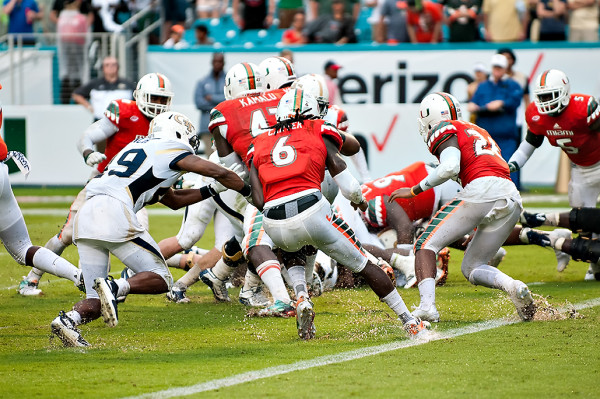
[467,53,524,189]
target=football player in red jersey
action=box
[206,60,296,316]
[508,69,600,281]
[389,92,537,323]
[18,73,174,295]
[1,85,84,295]
[249,89,431,340]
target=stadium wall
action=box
[2,43,599,185]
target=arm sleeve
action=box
[507,137,539,171]
[418,146,461,191]
[349,148,372,183]
[76,117,118,154]
[332,168,364,204]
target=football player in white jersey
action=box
[50,111,249,347]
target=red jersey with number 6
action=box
[98,99,150,173]
[526,94,600,167]
[426,120,510,187]
[361,162,435,228]
[209,89,287,166]
[250,120,343,202]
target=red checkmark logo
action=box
[371,114,398,152]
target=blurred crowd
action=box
[2,0,598,48]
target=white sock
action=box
[305,253,317,283]
[417,278,436,309]
[115,278,130,297]
[26,267,43,282]
[287,265,308,300]
[468,264,514,292]
[65,310,83,326]
[381,289,412,323]
[32,248,79,283]
[242,269,261,290]
[165,254,183,268]
[544,213,559,226]
[256,260,290,302]
[45,234,67,256]
[211,258,236,281]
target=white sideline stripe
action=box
[124,298,600,399]
[21,208,184,216]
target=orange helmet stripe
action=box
[242,63,256,90]
[277,57,294,76]
[539,70,549,88]
[293,89,304,111]
[438,92,458,120]
[156,73,165,89]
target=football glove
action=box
[508,161,519,173]
[85,151,107,167]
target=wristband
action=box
[199,185,218,200]
[83,150,93,162]
[410,186,416,197]
[239,183,252,197]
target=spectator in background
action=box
[280,48,295,63]
[57,0,89,104]
[50,0,94,28]
[194,23,214,45]
[163,23,190,48]
[161,0,188,41]
[324,60,342,105]
[405,0,443,43]
[467,62,488,123]
[309,0,360,22]
[377,0,409,44]
[232,0,275,30]
[2,0,43,45]
[129,0,160,44]
[91,0,125,33]
[194,52,225,157]
[442,0,482,42]
[306,0,357,43]
[278,0,304,28]
[567,0,599,42]
[481,0,528,42]
[196,0,225,19]
[467,54,523,189]
[282,11,307,44]
[537,0,567,41]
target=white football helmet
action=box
[417,92,462,142]
[224,62,264,100]
[149,111,198,152]
[276,89,319,121]
[292,74,329,117]
[259,56,297,90]
[533,69,570,114]
[133,72,174,119]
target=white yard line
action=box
[123,297,600,399]
[20,208,184,216]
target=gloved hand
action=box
[508,161,519,173]
[229,162,248,181]
[85,151,107,167]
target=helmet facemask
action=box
[533,69,570,115]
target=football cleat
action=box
[584,263,600,281]
[551,229,572,272]
[295,297,316,340]
[519,211,546,228]
[18,277,41,296]
[199,269,231,302]
[166,286,190,303]
[239,285,270,307]
[403,317,431,339]
[509,280,536,321]
[51,311,90,347]
[435,247,450,286]
[412,303,440,323]
[75,272,86,293]
[93,276,119,327]
[257,299,296,318]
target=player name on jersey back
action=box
[237,92,279,107]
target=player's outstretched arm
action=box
[176,155,248,193]
[507,130,544,172]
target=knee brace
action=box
[222,236,244,267]
[570,236,600,263]
[569,208,600,234]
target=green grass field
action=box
[1,193,599,398]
